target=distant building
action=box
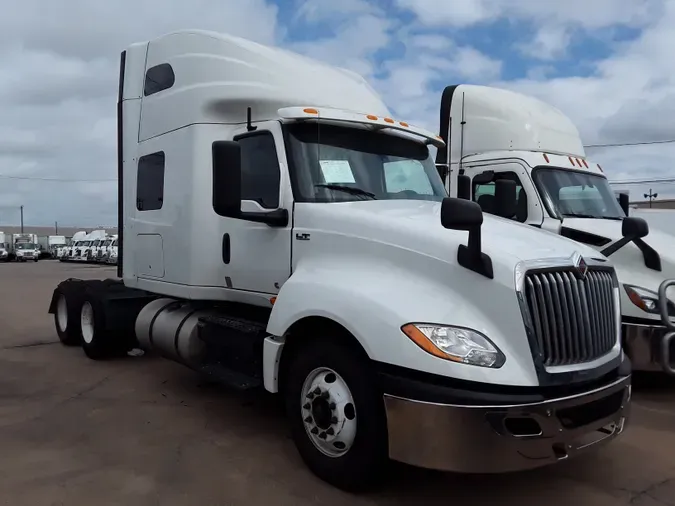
[630,199,675,209]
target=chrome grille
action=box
[522,268,617,367]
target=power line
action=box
[609,177,675,185]
[585,139,675,148]
[0,174,115,182]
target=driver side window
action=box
[472,171,528,223]
[235,131,281,209]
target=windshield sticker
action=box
[319,160,356,183]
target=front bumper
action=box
[381,369,630,473]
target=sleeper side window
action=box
[136,152,165,211]
[144,64,175,96]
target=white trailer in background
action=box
[47,236,67,259]
[435,84,675,374]
[48,30,633,491]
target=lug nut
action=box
[310,427,319,435]
[313,387,321,395]
[304,416,312,423]
[320,391,329,399]
[319,432,327,440]
[331,416,338,424]
[303,403,310,410]
[329,402,336,410]
[326,428,334,436]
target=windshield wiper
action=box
[315,184,377,199]
[563,213,622,220]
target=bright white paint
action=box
[441,84,675,327]
[119,30,623,391]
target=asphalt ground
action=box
[1,260,674,505]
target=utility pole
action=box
[20,205,24,233]
[644,189,658,208]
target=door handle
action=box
[222,233,230,264]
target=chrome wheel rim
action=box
[57,295,68,333]
[81,302,95,344]
[300,367,357,458]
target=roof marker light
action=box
[582,159,589,168]
[384,117,394,123]
[543,153,550,163]
[366,114,378,120]
[568,156,575,166]
[597,164,603,172]
[399,121,409,127]
[575,158,583,167]
[303,108,318,114]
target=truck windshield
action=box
[532,167,624,220]
[285,122,446,202]
[16,243,36,249]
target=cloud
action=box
[0,0,673,228]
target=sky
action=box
[0,0,674,227]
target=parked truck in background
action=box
[435,84,675,375]
[49,30,636,491]
[0,232,10,261]
[61,231,88,261]
[47,236,67,259]
[13,233,39,262]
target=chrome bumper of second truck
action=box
[623,279,675,375]
[383,374,630,473]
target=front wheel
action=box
[284,339,388,492]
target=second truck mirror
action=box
[494,179,517,219]
[622,216,649,239]
[456,174,471,200]
[618,193,630,215]
[212,140,242,218]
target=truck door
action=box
[464,162,544,227]
[217,120,293,295]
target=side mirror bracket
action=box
[601,216,660,270]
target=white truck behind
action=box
[435,84,675,374]
[0,231,10,262]
[13,233,39,262]
[49,30,634,491]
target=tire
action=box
[80,289,118,360]
[34,258,38,262]
[284,338,388,492]
[53,287,83,346]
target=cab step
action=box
[196,314,269,390]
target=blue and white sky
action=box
[0,0,674,226]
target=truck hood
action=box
[562,218,675,318]
[296,200,605,282]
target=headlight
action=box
[623,285,675,317]
[401,323,505,368]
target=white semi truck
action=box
[435,84,675,375]
[49,30,636,491]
